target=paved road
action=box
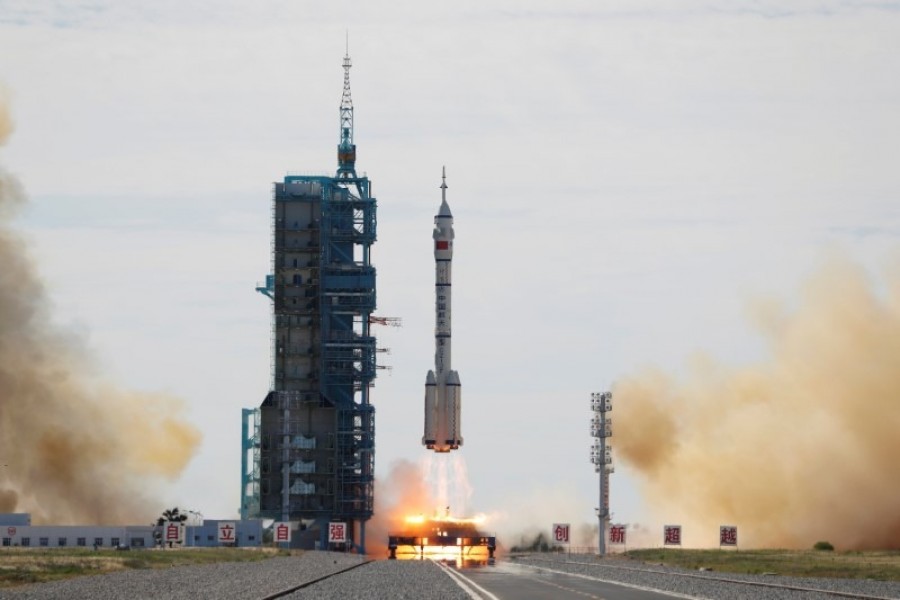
[447,560,690,600]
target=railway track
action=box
[252,557,473,600]
[259,559,373,600]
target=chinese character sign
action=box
[328,522,347,544]
[552,523,570,544]
[663,525,681,546]
[720,526,738,547]
[273,522,291,543]
[164,522,184,544]
[609,525,626,545]
[217,522,236,544]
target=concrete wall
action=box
[184,520,263,547]
[1,525,153,548]
[0,514,263,549]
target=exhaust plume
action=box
[422,453,473,517]
[615,254,900,549]
[0,92,200,525]
[370,457,597,555]
[368,458,439,556]
[368,455,484,556]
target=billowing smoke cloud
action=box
[615,255,900,549]
[0,92,11,145]
[0,91,201,525]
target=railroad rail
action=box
[259,559,373,600]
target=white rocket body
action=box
[423,169,462,453]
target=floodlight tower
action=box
[590,391,613,556]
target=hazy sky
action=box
[1,0,899,539]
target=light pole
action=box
[590,391,613,556]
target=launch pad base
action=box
[388,534,496,566]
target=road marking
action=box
[524,564,704,600]
[529,573,606,599]
[435,561,502,600]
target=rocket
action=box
[423,167,462,453]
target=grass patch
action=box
[0,547,290,588]
[622,549,900,581]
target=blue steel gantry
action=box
[241,47,377,553]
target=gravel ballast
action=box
[515,554,900,600]
[284,560,471,600]
[0,552,367,600]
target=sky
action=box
[0,0,899,545]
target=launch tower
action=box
[241,47,378,553]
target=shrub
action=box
[813,541,834,551]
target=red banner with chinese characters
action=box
[663,525,681,546]
[720,526,737,547]
[609,525,626,545]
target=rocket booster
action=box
[423,167,462,453]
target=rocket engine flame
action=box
[0,90,201,524]
[615,254,900,549]
[370,456,493,562]
[404,512,488,527]
[393,510,494,565]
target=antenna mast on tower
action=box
[337,34,356,178]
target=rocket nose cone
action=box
[426,370,436,384]
[446,370,461,385]
[437,198,453,218]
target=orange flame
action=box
[368,458,492,561]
